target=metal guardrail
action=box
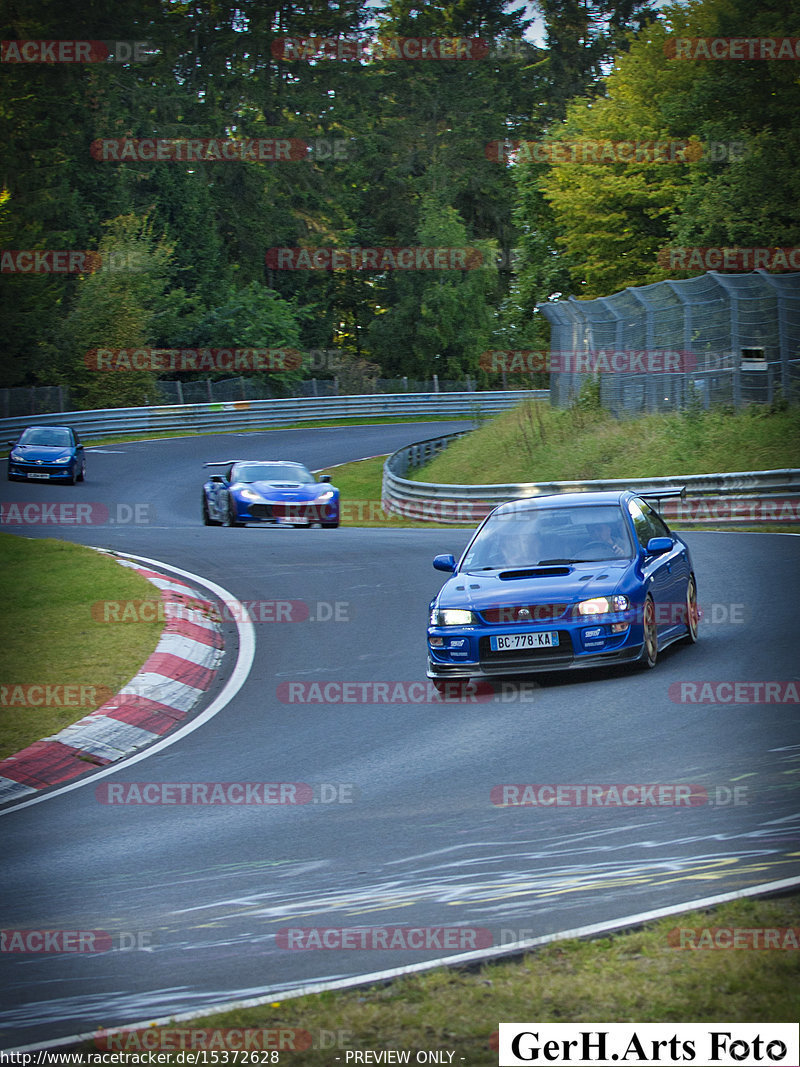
[0,390,548,442]
[382,432,800,525]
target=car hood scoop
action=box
[498,567,571,579]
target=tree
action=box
[65,215,173,408]
[367,197,498,379]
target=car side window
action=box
[638,499,671,539]
[628,499,671,549]
[627,500,655,549]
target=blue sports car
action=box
[7,425,86,484]
[202,460,340,528]
[427,490,698,683]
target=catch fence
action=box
[538,270,800,413]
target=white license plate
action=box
[490,632,558,651]
[27,472,50,479]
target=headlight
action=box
[54,455,72,464]
[430,608,477,626]
[575,595,629,616]
[10,451,22,461]
[317,490,335,502]
[240,488,265,502]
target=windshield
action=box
[19,428,72,448]
[235,463,314,484]
[461,505,635,569]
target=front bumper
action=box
[246,500,339,525]
[427,645,643,678]
[9,463,76,481]
[427,619,643,677]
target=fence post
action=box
[433,374,439,393]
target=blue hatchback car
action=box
[7,425,86,484]
[427,490,698,683]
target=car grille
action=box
[15,462,61,473]
[481,604,569,624]
[479,630,574,670]
[249,503,275,520]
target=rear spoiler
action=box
[639,486,686,510]
[203,461,237,467]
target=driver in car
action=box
[590,521,628,557]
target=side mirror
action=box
[646,536,673,556]
[433,553,456,573]
[8,440,18,447]
[319,474,331,483]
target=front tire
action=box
[77,458,86,483]
[222,493,242,527]
[638,595,658,669]
[684,575,699,643]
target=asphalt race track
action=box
[0,422,798,1049]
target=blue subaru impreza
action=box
[427,490,698,683]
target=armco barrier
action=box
[382,432,800,525]
[0,390,548,442]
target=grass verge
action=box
[410,403,800,485]
[77,893,800,1062]
[0,534,165,760]
[318,456,462,528]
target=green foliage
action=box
[66,215,173,408]
[2,0,795,399]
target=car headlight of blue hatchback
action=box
[575,595,629,616]
[430,608,477,626]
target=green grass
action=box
[77,893,800,1062]
[410,402,800,485]
[319,456,464,527]
[314,404,800,529]
[0,534,165,759]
